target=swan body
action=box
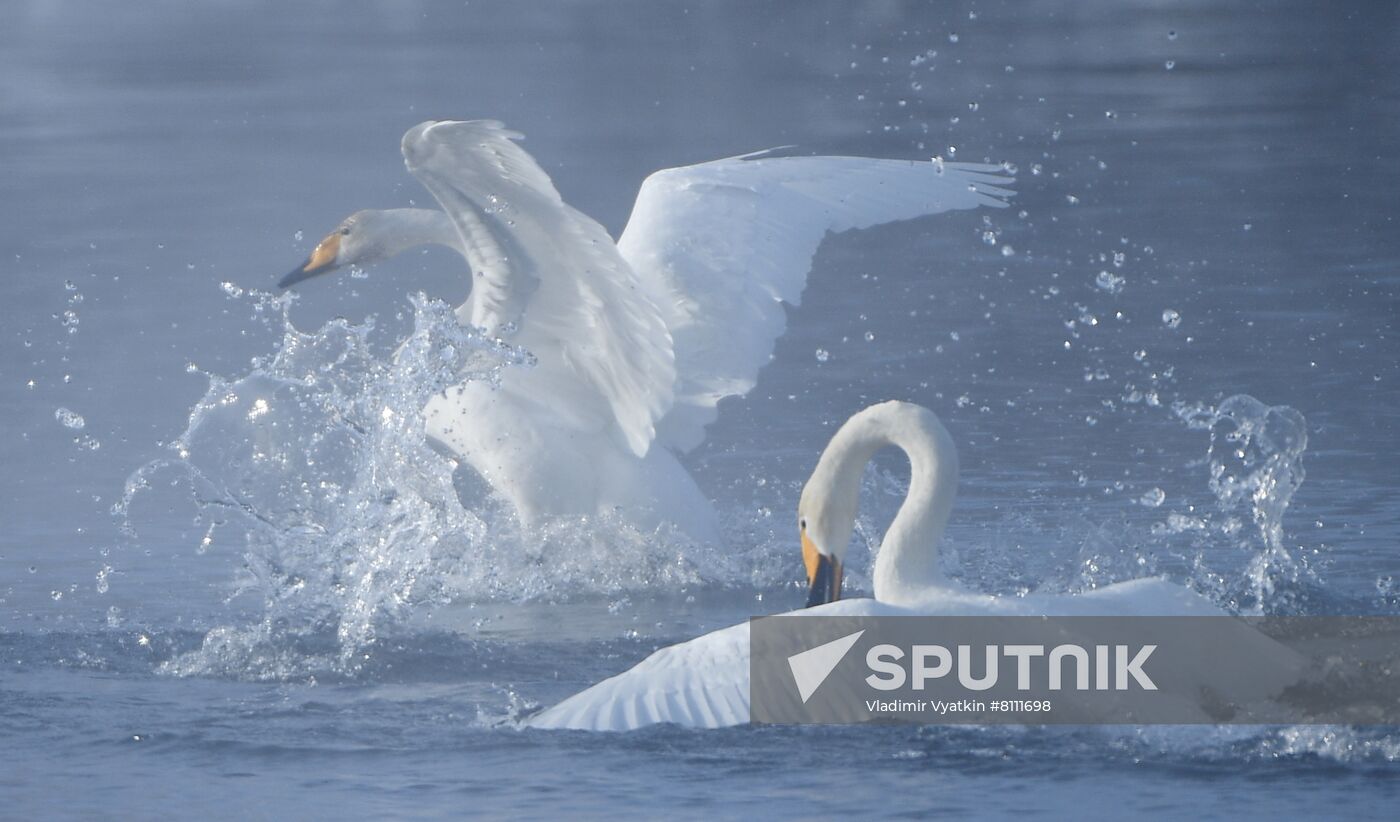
[526,401,1304,732]
[280,121,1013,543]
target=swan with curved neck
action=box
[527,400,1305,732]
[799,400,957,607]
[275,120,1014,544]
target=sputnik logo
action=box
[787,629,865,703]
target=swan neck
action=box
[372,208,460,256]
[821,404,958,602]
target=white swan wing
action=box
[527,621,751,732]
[617,154,1014,451]
[527,581,1305,732]
[526,598,906,731]
[402,120,674,456]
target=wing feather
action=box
[526,621,752,731]
[402,120,674,457]
[618,155,1013,452]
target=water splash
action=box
[1169,394,1313,612]
[114,289,717,678]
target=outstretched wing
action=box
[618,154,1013,452]
[526,621,752,731]
[526,597,909,731]
[402,120,674,457]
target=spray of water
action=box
[113,290,735,677]
[1169,394,1313,612]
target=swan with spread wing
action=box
[279,120,1013,544]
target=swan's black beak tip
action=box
[275,264,315,291]
[805,554,843,608]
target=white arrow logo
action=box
[787,629,865,703]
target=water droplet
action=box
[948,32,959,43]
[219,282,244,298]
[1165,60,1176,70]
[1167,30,1178,40]
[1139,487,1166,507]
[1095,270,1125,294]
[1162,308,1182,328]
[55,407,86,430]
[864,331,876,342]
[814,348,830,362]
[1000,245,1015,257]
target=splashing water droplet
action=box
[1162,308,1182,328]
[1173,395,1311,612]
[814,348,830,363]
[55,407,85,430]
[1095,270,1126,294]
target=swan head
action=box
[279,211,391,289]
[797,464,859,608]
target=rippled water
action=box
[3,0,1398,818]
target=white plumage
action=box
[282,122,1013,544]
[526,402,1304,732]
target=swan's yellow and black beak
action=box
[803,530,842,608]
[279,232,341,289]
